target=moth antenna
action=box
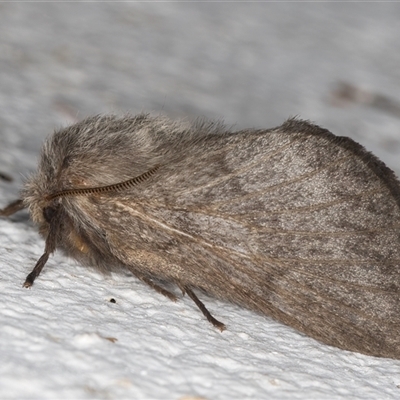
[0,199,25,217]
[184,286,226,331]
[46,165,160,200]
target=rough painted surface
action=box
[1,3,400,399]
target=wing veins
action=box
[205,154,357,208]
[116,201,252,262]
[143,187,395,236]
[176,138,296,196]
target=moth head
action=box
[22,164,160,229]
[21,178,57,231]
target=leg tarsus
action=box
[23,252,50,288]
[184,286,226,331]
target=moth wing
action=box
[87,119,400,358]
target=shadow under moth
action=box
[1,114,400,359]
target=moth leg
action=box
[0,199,25,217]
[183,286,226,331]
[0,198,47,287]
[23,253,50,288]
[139,275,178,302]
[23,205,62,288]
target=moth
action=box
[1,114,400,359]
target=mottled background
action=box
[1,2,400,399]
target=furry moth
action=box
[1,114,400,359]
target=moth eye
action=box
[43,206,57,223]
[61,156,71,169]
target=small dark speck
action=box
[104,336,118,343]
[109,298,116,303]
